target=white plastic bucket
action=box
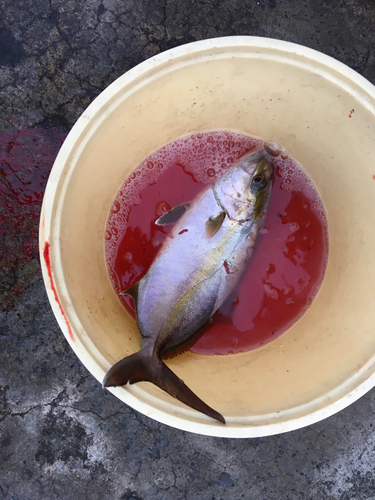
[40,37,375,437]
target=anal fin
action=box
[161,318,213,360]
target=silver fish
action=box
[103,146,275,423]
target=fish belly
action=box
[136,188,256,353]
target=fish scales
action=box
[138,190,245,346]
[103,146,276,424]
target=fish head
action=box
[245,153,275,221]
[214,148,275,223]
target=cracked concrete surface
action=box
[2,0,375,498]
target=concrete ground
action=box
[1,0,375,498]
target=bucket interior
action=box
[45,40,375,434]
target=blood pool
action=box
[105,131,328,355]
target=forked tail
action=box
[103,349,225,424]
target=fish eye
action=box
[250,174,266,194]
[252,175,263,185]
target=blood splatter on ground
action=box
[0,127,67,311]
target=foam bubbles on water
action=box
[155,200,171,218]
[275,156,316,196]
[170,131,262,183]
[289,222,300,233]
[264,283,279,300]
[111,200,121,214]
[274,155,328,232]
[124,252,132,261]
[274,154,329,290]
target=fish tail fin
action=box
[102,349,151,387]
[103,350,225,424]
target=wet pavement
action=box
[1,0,375,498]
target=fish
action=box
[103,145,275,424]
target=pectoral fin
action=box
[206,211,226,238]
[155,203,190,226]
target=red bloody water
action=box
[105,131,328,355]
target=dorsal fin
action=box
[206,212,226,238]
[120,282,139,305]
[155,203,190,226]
